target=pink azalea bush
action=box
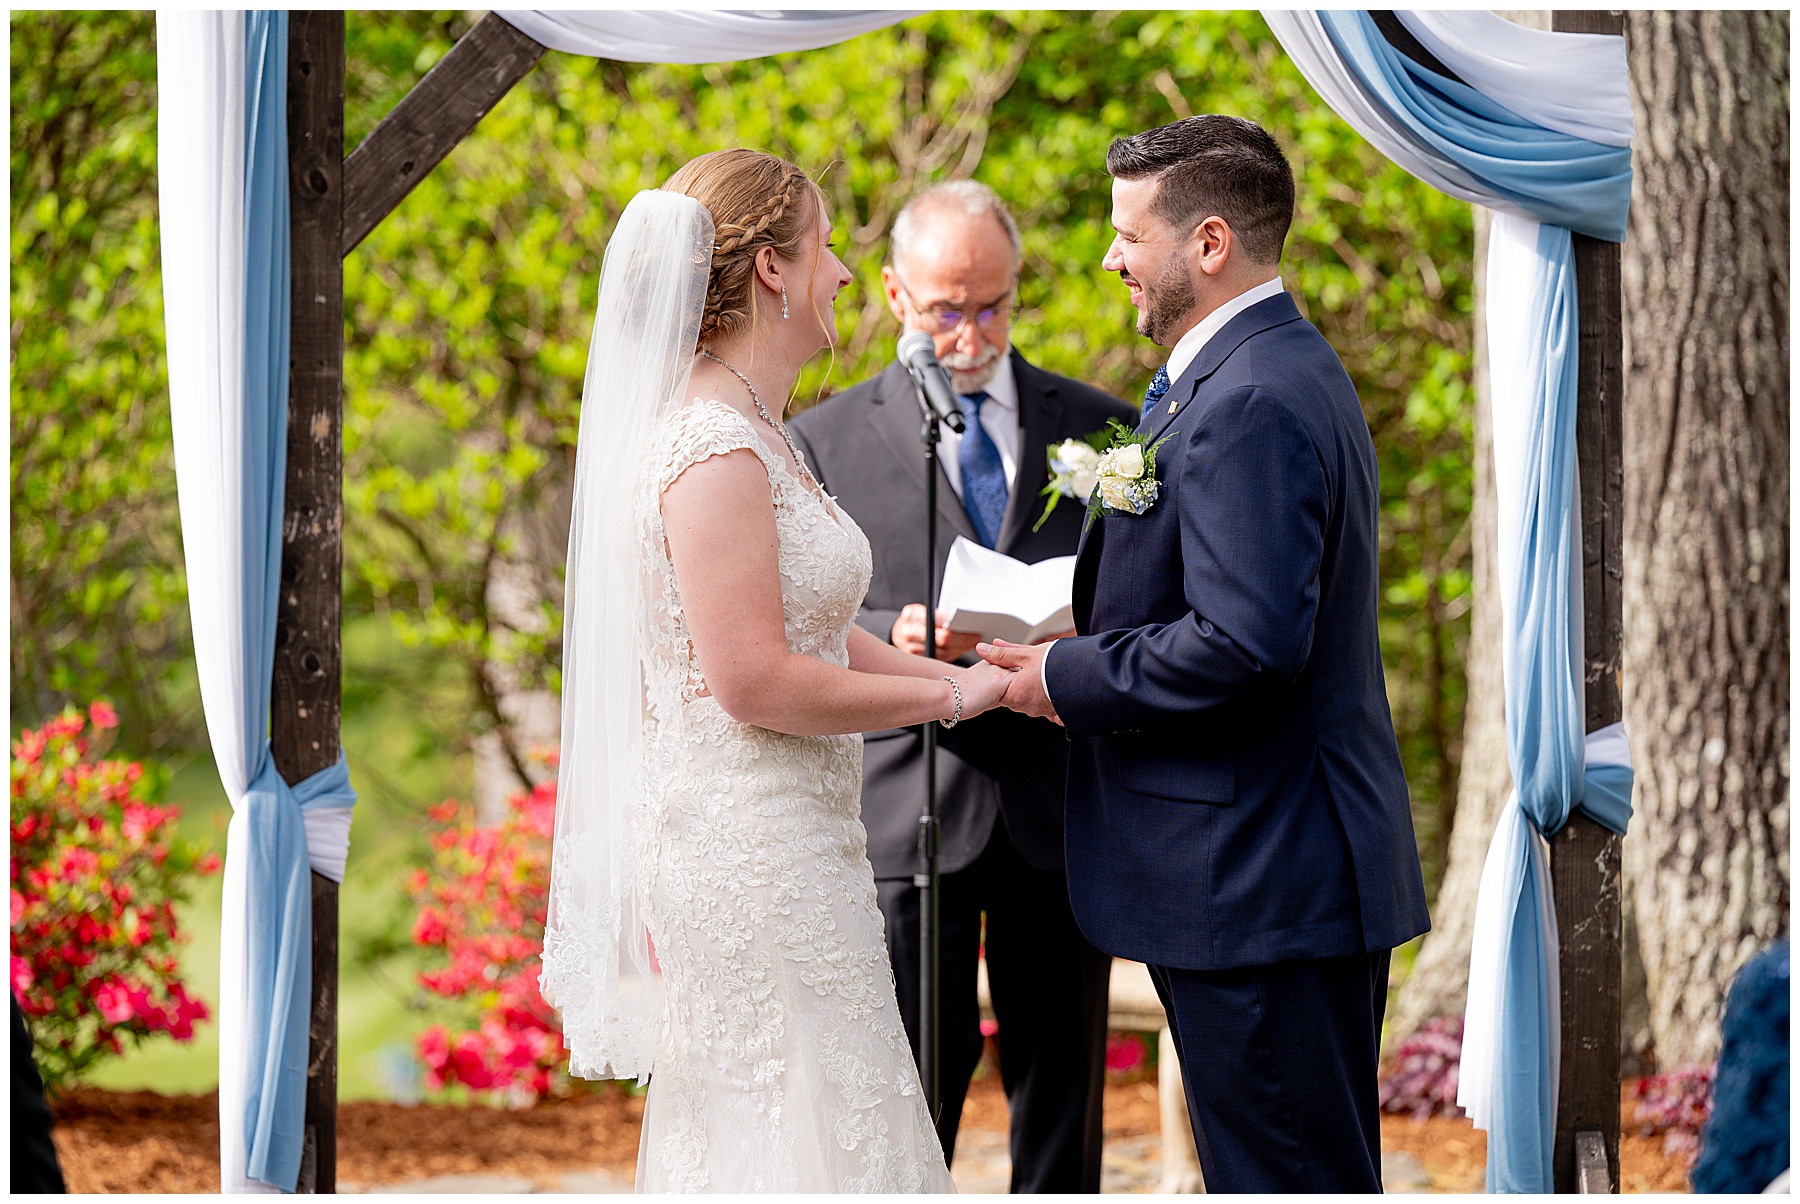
[1633,1065,1714,1159]
[10,703,220,1090]
[1378,1016,1464,1119]
[409,779,563,1104]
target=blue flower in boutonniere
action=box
[1089,419,1170,518]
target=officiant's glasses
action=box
[896,279,1022,333]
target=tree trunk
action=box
[1388,205,1512,1048]
[1620,9,1790,1069]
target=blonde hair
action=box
[664,150,826,348]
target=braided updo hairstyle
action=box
[663,150,826,349]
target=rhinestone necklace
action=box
[699,348,816,489]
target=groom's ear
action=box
[1192,214,1235,276]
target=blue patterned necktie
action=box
[1142,363,1171,416]
[956,391,1009,549]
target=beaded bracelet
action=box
[939,675,963,729]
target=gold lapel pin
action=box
[1167,398,1180,415]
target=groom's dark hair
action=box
[1106,116,1294,265]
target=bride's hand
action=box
[949,661,1015,722]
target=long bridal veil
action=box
[541,190,713,1080]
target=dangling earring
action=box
[781,285,790,320]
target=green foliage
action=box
[12,11,1472,891]
[10,13,190,754]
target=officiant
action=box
[789,182,1135,1191]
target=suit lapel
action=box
[1138,292,1307,443]
[864,360,980,545]
[997,351,1064,555]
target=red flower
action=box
[88,701,119,730]
[93,980,135,1025]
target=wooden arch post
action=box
[279,12,545,1192]
[1550,9,1627,1195]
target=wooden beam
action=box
[340,13,545,256]
[1551,9,1627,1193]
[280,11,345,1194]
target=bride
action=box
[541,149,1011,1192]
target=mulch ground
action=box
[50,1076,1691,1193]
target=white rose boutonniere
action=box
[1035,420,1170,528]
[1087,420,1170,518]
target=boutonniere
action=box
[1033,421,1172,529]
[1088,419,1171,518]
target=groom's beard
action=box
[942,342,1005,394]
[1134,253,1197,345]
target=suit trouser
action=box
[877,817,1112,1193]
[1150,950,1391,1194]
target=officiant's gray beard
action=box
[1138,256,1196,345]
[942,342,1006,394]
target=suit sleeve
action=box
[1044,385,1328,735]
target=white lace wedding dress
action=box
[630,399,955,1193]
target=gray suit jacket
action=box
[789,350,1136,879]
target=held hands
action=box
[975,639,1062,725]
[893,604,982,662]
[946,661,1015,723]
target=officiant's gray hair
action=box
[890,180,1022,277]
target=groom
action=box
[980,115,1430,1192]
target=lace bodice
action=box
[626,399,951,1193]
[638,399,872,711]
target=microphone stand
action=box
[915,400,944,1135]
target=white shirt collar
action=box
[1165,275,1285,383]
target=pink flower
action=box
[11,954,35,994]
[1105,1032,1147,1073]
[88,701,119,730]
[94,980,135,1024]
[10,890,25,926]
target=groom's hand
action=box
[976,639,1062,725]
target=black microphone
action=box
[898,331,967,433]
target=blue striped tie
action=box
[1142,363,1171,415]
[956,391,1009,549]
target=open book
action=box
[936,537,1076,645]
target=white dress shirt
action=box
[1040,277,1286,710]
[1164,275,1285,385]
[938,351,1020,501]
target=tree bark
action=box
[1619,10,1790,1070]
[1388,204,1511,1049]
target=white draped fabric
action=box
[494,9,918,64]
[1392,11,1634,148]
[157,12,261,1194]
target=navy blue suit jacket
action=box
[1043,292,1430,971]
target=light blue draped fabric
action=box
[1315,10,1632,242]
[1472,201,1635,1196]
[235,12,359,1191]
